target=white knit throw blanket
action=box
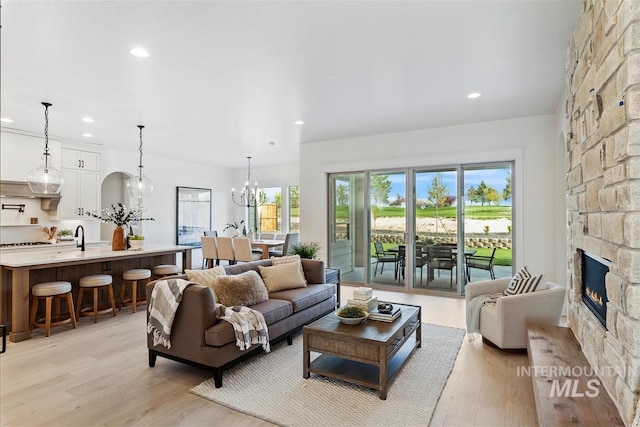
[215,304,270,353]
[466,292,503,337]
[147,278,193,349]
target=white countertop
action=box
[0,240,108,253]
[0,244,192,268]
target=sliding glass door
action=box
[327,161,514,294]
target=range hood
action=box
[0,181,60,210]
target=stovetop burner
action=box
[0,241,51,248]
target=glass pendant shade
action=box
[127,173,153,200]
[27,154,64,194]
[27,102,63,194]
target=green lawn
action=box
[338,205,511,220]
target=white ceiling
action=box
[1,1,580,169]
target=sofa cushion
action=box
[504,266,543,295]
[212,270,269,307]
[185,266,226,289]
[271,254,307,284]
[204,299,292,347]
[269,283,335,312]
[258,262,307,292]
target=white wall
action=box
[300,114,562,283]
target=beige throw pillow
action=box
[185,266,226,289]
[259,262,307,292]
[212,270,269,307]
[270,254,307,284]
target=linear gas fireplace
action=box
[581,251,610,329]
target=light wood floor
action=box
[0,286,538,426]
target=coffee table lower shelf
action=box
[307,334,418,397]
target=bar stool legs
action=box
[30,281,77,337]
[77,275,117,323]
[120,269,151,313]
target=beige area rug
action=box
[191,323,465,427]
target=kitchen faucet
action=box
[75,225,85,251]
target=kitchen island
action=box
[0,244,192,342]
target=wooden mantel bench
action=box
[526,323,624,426]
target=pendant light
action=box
[26,102,64,194]
[126,125,153,204]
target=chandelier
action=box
[231,156,261,208]
[126,125,153,204]
[26,102,64,194]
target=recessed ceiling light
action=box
[82,117,94,123]
[268,141,276,146]
[467,92,481,99]
[82,133,93,138]
[0,117,14,123]
[294,120,304,125]
[130,47,150,58]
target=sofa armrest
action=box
[146,280,219,357]
[465,278,511,301]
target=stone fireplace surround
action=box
[566,1,640,425]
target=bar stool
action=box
[120,269,151,313]
[152,264,180,279]
[30,281,77,337]
[77,274,117,323]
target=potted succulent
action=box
[336,305,368,325]
[289,241,321,259]
[128,234,144,250]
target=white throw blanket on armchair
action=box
[466,292,503,336]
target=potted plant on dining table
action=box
[86,203,154,251]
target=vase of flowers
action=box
[223,219,244,237]
[86,203,154,251]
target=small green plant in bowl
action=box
[336,306,368,324]
[128,235,144,250]
[129,235,144,240]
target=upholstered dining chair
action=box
[216,236,236,265]
[269,233,299,257]
[201,236,219,269]
[233,237,262,262]
[203,230,218,237]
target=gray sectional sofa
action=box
[146,258,336,387]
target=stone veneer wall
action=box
[565,0,640,424]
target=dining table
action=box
[250,239,285,259]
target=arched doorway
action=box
[100,172,133,241]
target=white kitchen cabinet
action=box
[0,130,61,182]
[61,148,100,171]
[54,146,101,219]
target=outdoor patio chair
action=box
[466,247,497,281]
[428,246,456,287]
[373,241,399,277]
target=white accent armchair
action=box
[465,278,566,349]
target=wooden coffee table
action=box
[302,303,421,399]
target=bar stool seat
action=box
[77,274,117,323]
[120,269,151,313]
[30,281,76,337]
[152,264,180,278]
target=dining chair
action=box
[201,236,219,269]
[204,230,218,237]
[259,233,275,240]
[465,247,497,281]
[233,237,263,262]
[414,245,430,286]
[373,241,399,277]
[428,246,456,287]
[216,236,236,265]
[270,233,299,257]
